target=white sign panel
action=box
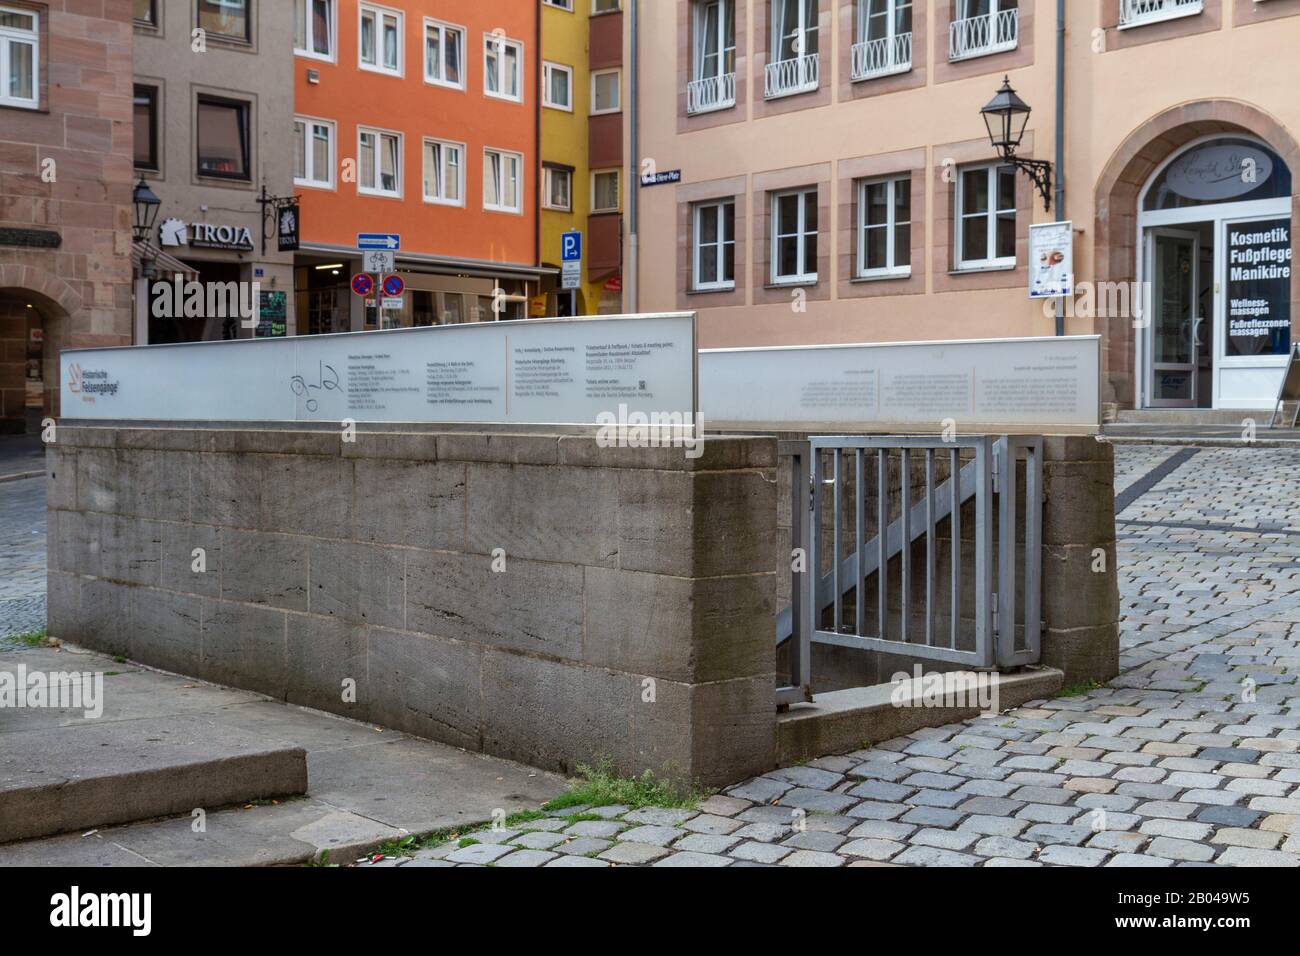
[363,250,395,275]
[701,336,1101,431]
[62,314,698,427]
[1029,221,1074,299]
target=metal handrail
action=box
[1120,0,1203,28]
[948,8,1018,61]
[764,53,819,99]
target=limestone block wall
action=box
[45,425,778,788]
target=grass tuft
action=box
[541,758,706,812]
[1055,679,1105,698]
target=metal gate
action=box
[776,435,1043,707]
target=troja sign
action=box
[61,314,698,427]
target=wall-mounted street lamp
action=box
[981,76,1053,213]
[132,177,162,278]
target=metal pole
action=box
[1054,0,1066,336]
[627,0,639,313]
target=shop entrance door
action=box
[1146,228,1200,408]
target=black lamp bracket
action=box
[1003,152,1053,214]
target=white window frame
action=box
[0,4,39,110]
[483,147,524,214]
[592,0,621,12]
[543,166,573,212]
[357,127,403,198]
[1119,0,1204,30]
[293,116,336,190]
[544,0,574,9]
[955,162,1017,271]
[358,3,403,77]
[590,68,621,115]
[857,175,912,279]
[483,33,524,103]
[294,0,336,62]
[771,187,819,285]
[543,61,574,111]
[591,168,621,214]
[693,199,736,292]
[423,18,465,90]
[422,137,464,207]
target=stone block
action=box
[1042,543,1120,631]
[1043,461,1119,547]
[480,649,635,775]
[286,614,368,717]
[220,530,308,611]
[1041,624,1121,685]
[466,462,619,566]
[160,522,220,597]
[79,577,132,658]
[130,587,202,676]
[199,599,287,700]
[47,508,100,576]
[45,445,76,511]
[583,566,774,683]
[260,454,354,536]
[352,459,465,550]
[406,549,583,660]
[437,432,560,466]
[191,452,262,529]
[366,627,482,749]
[341,431,438,462]
[308,539,405,630]
[98,514,162,587]
[45,571,79,641]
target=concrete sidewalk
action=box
[0,642,565,866]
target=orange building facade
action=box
[292,0,547,333]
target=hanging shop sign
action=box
[277,202,300,252]
[161,218,255,252]
[1226,218,1292,358]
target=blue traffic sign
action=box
[382,274,405,297]
[358,233,401,251]
[561,231,582,262]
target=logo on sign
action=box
[1165,144,1274,202]
[67,363,119,403]
[561,232,582,262]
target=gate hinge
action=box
[992,597,999,635]
[991,454,1001,494]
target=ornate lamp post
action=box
[980,76,1053,213]
[132,177,162,278]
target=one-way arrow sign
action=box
[358,233,401,251]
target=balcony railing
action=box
[764,53,819,99]
[948,9,1019,61]
[851,31,913,81]
[1119,0,1203,28]
[687,71,737,115]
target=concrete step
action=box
[776,666,1064,767]
[0,714,307,844]
[1113,409,1271,425]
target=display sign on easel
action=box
[1267,343,1300,428]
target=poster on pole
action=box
[1028,221,1074,299]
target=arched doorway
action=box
[1094,101,1300,411]
[0,287,70,433]
[1138,137,1292,409]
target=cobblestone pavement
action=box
[376,445,1300,868]
[0,476,46,641]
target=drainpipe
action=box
[1054,0,1066,336]
[627,0,639,313]
[535,3,543,305]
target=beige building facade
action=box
[132,0,296,343]
[632,0,1300,412]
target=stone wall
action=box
[45,425,778,788]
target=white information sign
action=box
[1028,221,1074,299]
[700,335,1101,431]
[62,314,698,426]
[363,250,395,275]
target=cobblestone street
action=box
[0,476,46,642]
[378,444,1300,868]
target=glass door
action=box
[1146,228,1200,407]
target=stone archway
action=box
[0,280,77,430]
[1094,100,1300,408]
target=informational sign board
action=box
[62,313,698,427]
[363,250,395,275]
[1226,218,1292,357]
[641,170,682,187]
[701,335,1101,431]
[358,233,400,251]
[256,291,287,338]
[1028,221,1074,299]
[382,296,404,310]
